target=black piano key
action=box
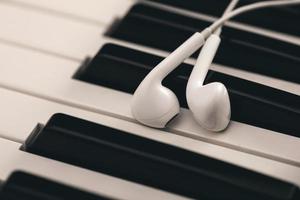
[145,0,300,36]
[0,171,109,200]
[146,0,230,16]
[22,113,300,200]
[74,43,300,138]
[235,0,300,36]
[107,4,300,84]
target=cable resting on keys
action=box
[131,0,300,131]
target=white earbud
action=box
[132,32,208,128]
[131,77,180,128]
[186,34,231,132]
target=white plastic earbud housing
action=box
[132,32,207,128]
[187,34,231,132]
[131,80,180,128]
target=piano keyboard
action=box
[0,0,299,199]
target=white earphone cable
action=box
[215,0,239,35]
[201,0,300,38]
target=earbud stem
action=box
[148,31,207,81]
[190,34,221,86]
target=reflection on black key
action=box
[0,171,109,200]
[107,4,300,83]
[146,0,300,36]
[22,114,300,200]
[74,44,300,138]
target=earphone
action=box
[131,31,207,128]
[186,0,239,131]
[132,0,300,131]
[186,34,231,132]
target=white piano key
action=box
[4,0,135,25]
[0,42,299,168]
[0,88,300,188]
[0,2,106,59]
[6,0,300,45]
[0,84,128,143]
[0,137,188,200]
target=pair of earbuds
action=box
[131,31,230,132]
[131,0,300,132]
